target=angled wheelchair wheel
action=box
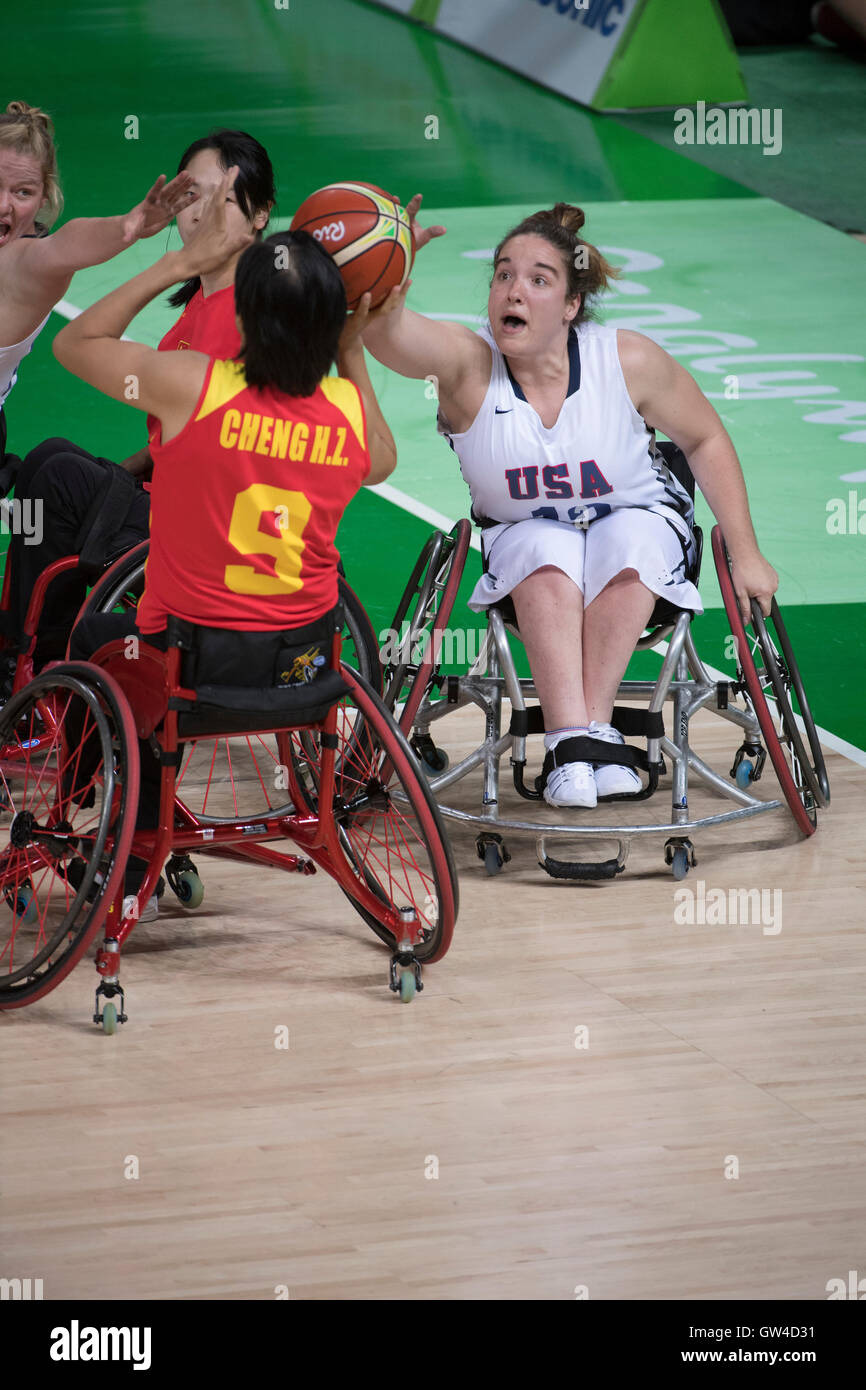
[0,664,139,1008]
[712,526,829,836]
[79,539,149,618]
[287,666,458,963]
[81,543,383,825]
[382,520,471,735]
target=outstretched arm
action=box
[618,328,778,623]
[4,172,196,324]
[53,169,247,433]
[336,294,396,486]
[361,280,479,381]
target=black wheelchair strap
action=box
[509,706,664,740]
[74,464,140,577]
[611,707,665,740]
[536,735,650,794]
[509,706,546,738]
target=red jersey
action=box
[138,359,370,633]
[157,283,239,356]
[146,284,240,443]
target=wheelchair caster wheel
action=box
[175,870,204,908]
[735,760,754,790]
[399,970,417,1003]
[6,886,36,925]
[665,838,695,881]
[476,832,510,876]
[101,1002,117,1035]
[167,856,203,908]
[411,732,449,775]
[670,847,690,881]
[731,741,764,790]
[484,843,504,876]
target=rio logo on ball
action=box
[312,221,346,244]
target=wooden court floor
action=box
[1,706,864,1301]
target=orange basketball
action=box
[290,181,415,309]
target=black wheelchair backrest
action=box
[655,439,696,501]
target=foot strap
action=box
[536,735,648,794]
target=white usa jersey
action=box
[438,320,693,536]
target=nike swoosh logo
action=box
[494,407,512,414]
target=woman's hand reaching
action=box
[121,172,198,245]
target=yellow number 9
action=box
[224,484,312,596]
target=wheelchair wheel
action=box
[79,539,149,618]
[382,520,472,735]
[0,664,139,1008]
[80,543,382,688]
[712,526,829,836]
[81,544,383,825]
[287,666,457,963]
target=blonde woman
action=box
[0,99,192,462]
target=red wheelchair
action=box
[0,547,457,1026]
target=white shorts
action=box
[470,507,703,615]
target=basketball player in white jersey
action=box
[362,202,778,808]
[0,100,195,463]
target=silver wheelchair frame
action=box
[385,519,828,882]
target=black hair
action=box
[234,231,347,398]
[168,128,276,308]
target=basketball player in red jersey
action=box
[57,167,397,915]
[4,130,276,674]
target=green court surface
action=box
[4,0,865,751]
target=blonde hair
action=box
[493,202,619,323]
[0,101,63,227]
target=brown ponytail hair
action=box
[493,203,618,324]
[0,102,63,228]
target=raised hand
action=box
[339,280,412,355]
[176,167,255,277]
[121,172,198,244]
[404,193,446,252]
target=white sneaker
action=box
[542,730,597,808]
[589,721,641,797]
[122,893,159,923]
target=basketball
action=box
[290,181,415,309]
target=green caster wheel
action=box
[102,1002,117,1035]
[399,970,417,1003]
[176,870,204,908]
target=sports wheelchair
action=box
[0,547,457,1026]
[379,443,830,882]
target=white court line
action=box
[50,306,865,768]
[651,641,866,770]
[368,481,481,552]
